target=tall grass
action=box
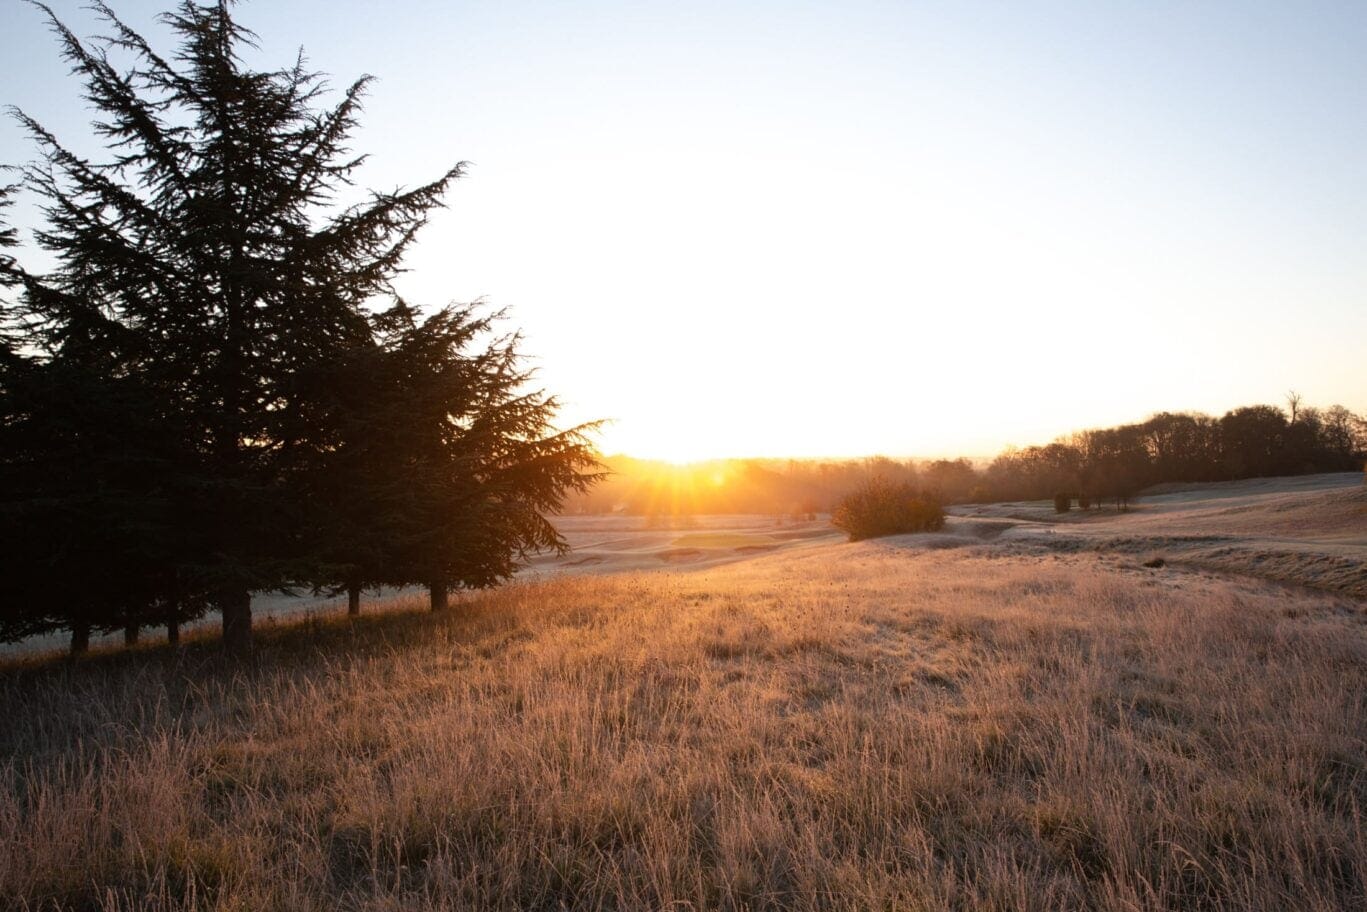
[1,544,1363,910]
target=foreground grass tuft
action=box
[2,545,1364,910]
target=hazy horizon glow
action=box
[3,1,1365,462]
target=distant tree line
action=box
[566,400,1365,517]
[980,402,1365,508]
[563,455,971,518]
[0,3,600,654]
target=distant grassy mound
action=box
[952,472,1367,599]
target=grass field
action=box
[1,477,1364,910]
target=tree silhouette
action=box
[1286,390,1303,424]
[3,180,182,650]
[294,301,601,615]
[340,304,602,611]
[9,2,464,650]
[0,348,197,651]
[1219,406,1289,479]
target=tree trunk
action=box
[70,621,90,656]
[167,618,180,646]
[124,622,140,646]
[221,588,252,654]
[429,580,448,612]
[347,583,361,617]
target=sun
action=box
[604,428,729,466]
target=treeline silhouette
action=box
[564,455,964,517]
[0,4,600,654]
[978,402,1364,506]
[565,400,1365,517]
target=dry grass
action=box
[953,475,1367,600]
[1,542,1364,911]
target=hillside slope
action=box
[2,533,1363,911]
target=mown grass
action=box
[1,543,1363,911]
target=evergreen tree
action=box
[0,347,196,651]
[292,305,415,616]
[0,184,49,644]
[300,302,603,613]
[402,307,603,608]
[11,2,463,650]
[0,181,17,291]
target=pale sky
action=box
[3,1,1365,461]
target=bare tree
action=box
[1286,390,1303,424]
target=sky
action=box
[2,0,1365,461]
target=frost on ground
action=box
[1,474,1364,910]
[949,472,1367,598]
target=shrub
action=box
[1053,493,1072,513]
[831,479,945,542]
[1078,493,1091,509]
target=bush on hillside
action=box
[1054,493,1072,513]
[832,479,945,542]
